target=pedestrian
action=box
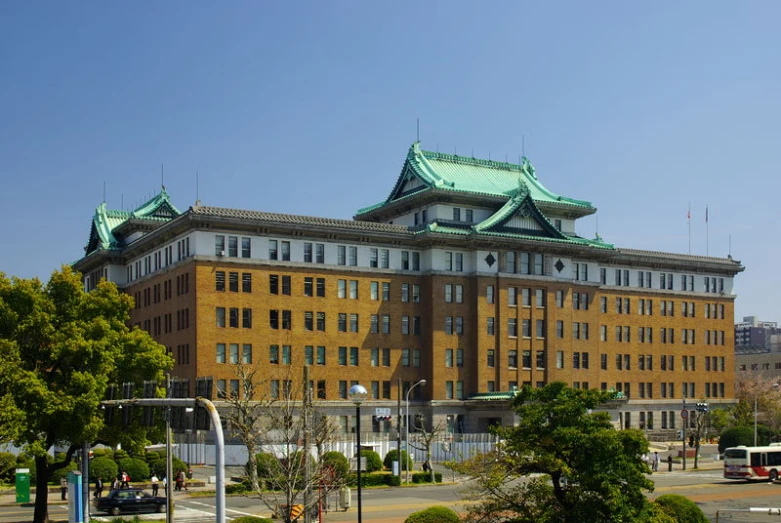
[151,473,159,497]
[94,477,104,498]
[112,475,121,491]
[422,460,431,473]
[667,454,673,472]
[60,477,67,501]
[652,452,660,472]
[120,470,130,489]
[162,476,167,495]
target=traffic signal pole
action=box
[102,397,226,523]
[682,400,687,471]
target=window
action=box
[382,315,390,334]
[269,240,278,260]
[348,246,358,266]
[487,317,495,335]
[509,350,518,368]
[455,317,464,335]
[370,314,378,333]
[282,276,291,295]
[508,318,517,337]
[215,235,225,256]
[216,307,225,328]
[338,245,346,265]
[349,280,358,299]
[304,242,313,263]
[304,277,314,297]
[453,207,461,221]
[305,311,314,331]
[557,351,564,369]
[317,278,326,297]
[270,275,279,295]
[216,343,226,363]
[242,273,252,293]
[369,248,378,268]
[229,272,239,292]
[227,236,238,257]
[401,283,410,302]
[487,349,495,367]
[317,312,326,331]
[412,284,420,303]
[382,282,390,301]
[229,343,239,364]
[269,310,279,329]
[487,285,495,304]
[242,344,252,364]
[281,241,290,261]
[380,249,389,268]
[338,280,346,299]
[506,252,516,273]
[350,313,359,333]
[317,346,326,365]
[508,287,517,306]
[338,313,347,332]
[445,349,453,367]
[216,271,225,291]
[242,308,252,328]
[339,347,347,366]
[282,310,291,329]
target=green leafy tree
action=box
[0,267,172,523]
[654,494,708,523]
[718,425,754,454]
[454,382,654,523]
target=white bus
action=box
[723,444,781,481]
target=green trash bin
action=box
[16,468,30,503]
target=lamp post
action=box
[405,379,426,484]
[349,384,367,523]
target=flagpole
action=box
[706,205,709,256]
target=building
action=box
[73,142,744,437]
[735,316,781,351]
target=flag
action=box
[706,206,709,224]
[687,209,691,220]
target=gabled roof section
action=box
[84,188,180,255]
[474,181,568,240]
[357,142,596,215]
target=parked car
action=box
[95,488,167,516]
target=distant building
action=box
[735,316,781,351]
[72,142,744,437]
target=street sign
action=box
[375,408,391,417]
[681,410,689,419]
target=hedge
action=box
[405,506,460,523]
[654,494,709,523]
[384,449,413,471]
[412,472,442,484]
[361,450,383,473]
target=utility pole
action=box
[303,366,311,523]
[682,400,687,471]
[166,374,173,523]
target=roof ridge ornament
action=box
[521,156,537,179]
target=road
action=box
[5,472,781,523]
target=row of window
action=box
[214,344,423,368]
[133,274,190,309]
[128,238,191,283]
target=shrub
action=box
[91,457,119,483]
[361,450,383,473]
[113,449,129,461]
[321,451,349,477]
[0,452,17,482]
[16,454,37,483]
[145,451,161,463]
[654,494,709,523]
[412,472,442,484]
[118,458,150,482]
[385,474,401,486]
[255,452,281,478]
[92,448,113,460]
[384,449,413,471]
[405,505,461,523]
[718,426,754,454]
[231,517,273,523]
[50,461,79,484]
[346,472,389,487]
[226,482,251,495]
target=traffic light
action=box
[678,429,684,439]
[696,402,709,413]
[195,377,213,431]
[170,379,190,430]
[122,382,135,425]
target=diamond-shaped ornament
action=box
[555,259,565,273]
[485,253,496,267]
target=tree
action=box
[409,418,448,482]
[0,267,172,523]
[223,364,347,523]
[453,382,654,523]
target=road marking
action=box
[182,499,272,519]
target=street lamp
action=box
[405,379,426,484]
[349,384,367,523]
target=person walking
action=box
[94,477,104,498]
[60,478,68,501]
[151,474,159,496]
[667,454,673,472]
[652,452,660,472]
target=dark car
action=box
[95,488,167,516]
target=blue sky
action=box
[1,1,779,323]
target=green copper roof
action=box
[357,142,596,215]
[468,391,518,401]
[85,188,180,254]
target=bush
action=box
[145,451,161,463]
[92,448,114,460]
[347,472,389,487]
[404,505,461,523]
[321,451,349,477]
[16,454,37,483]
[113,449,129,461]
[384,449,413,471]
[718,426,754,454]
[226,482,251,495]
[654,494,708,523]
[50,461,79,484]
[118,458,150,482]
[385,474,401,486]
[361,450,382,473]
[255,452,281,478]
[231,517,273,523]
[0,452,17,482]
[90,457,119,483]
[412,472,442,484]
